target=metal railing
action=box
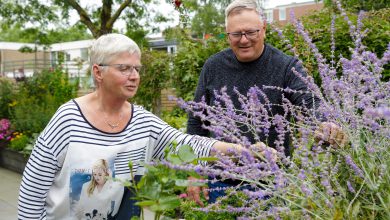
[1,59,90,78]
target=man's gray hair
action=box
[225,0,262,26]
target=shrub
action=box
[9,132,29,151]
[172,37,228,101]
[160,107,188,131]
[0,77,16,119]
[132,50,171,116]
[266,7,390,84]
[9,68,78,137]
[171,3,390,219]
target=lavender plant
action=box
[170,2,389,219]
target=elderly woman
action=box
[17,33,249,219]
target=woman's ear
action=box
[93,64,103,83]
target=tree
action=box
[0,0,154,39]
[323,0,390,12]
[0,23,92,44]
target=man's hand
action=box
[186,176,209,207]
[314,122,348,147]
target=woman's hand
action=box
[249,142,278,161]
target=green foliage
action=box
[0,0,59,29]
[0,0,157,39]
[266,8,390,84]
[122,143,217,219]
[180,190,247,220]
[172,37,228,100]
[132,50,171,115]
[160,108,188,131]
[191,3,225,38]
[9,132,29,151]
[0,23,92,44]
[10,95,58,136]
[323,0,390,12]
[0,77,16,119]
[9,68,78,136]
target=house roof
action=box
[50,39,94,51]
[0,39,94,52]
[274,0,319,8]
[0,42,43,50]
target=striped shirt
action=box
[17,100,215,219]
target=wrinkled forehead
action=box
[107,51,141,63]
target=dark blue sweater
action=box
[187,44,319,155]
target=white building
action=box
[1,37,177,79]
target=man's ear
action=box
[262,20,267,38]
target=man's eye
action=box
[135,67,141,72]
[231,33,241,37]
[247,31,257,35]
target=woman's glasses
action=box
[99,64,143,76]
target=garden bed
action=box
[0,144,28,174]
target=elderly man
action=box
[186,0,347,205]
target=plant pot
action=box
[0,146,29,174]
[142,208,158,220]
[141,208,185,220]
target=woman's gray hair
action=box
[90,33,141,70]
[225,0,263,26]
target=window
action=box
[265,10,273,22]
[66,53,71,61]
[80,48,89,61]
[279,8,286,21]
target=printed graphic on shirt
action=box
[70,157,123,219]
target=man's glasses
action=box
[99,64,143,76]
[227,29,261,42]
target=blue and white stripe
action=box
[18,100,215,219]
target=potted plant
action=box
[0,118,37,174]
[118,143,224,220]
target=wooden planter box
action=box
[0,144,29,174]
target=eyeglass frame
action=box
[98,64,143,76]
[226,29,261,42]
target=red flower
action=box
[174,0,181,8]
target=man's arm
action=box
[284,59,321,110]
[285,60,348,147]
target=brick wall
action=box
[273,2,324,26]
[161,88,178,111]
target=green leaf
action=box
[175,179,189,187]
[351,201,361,218]
[135,200,157,207]
[122,181,133,188]
[167,154,183,165]
[161,177,169,183]
[178,144,198,163]
[136,176,146,189]
[150,196,181,212]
